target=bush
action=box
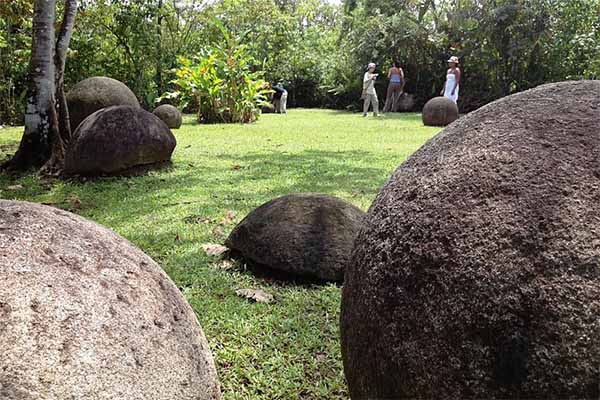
[161,22,270,124]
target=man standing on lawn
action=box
[271,84,288,114]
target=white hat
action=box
[367,62,376,69]
[447,56,460,64]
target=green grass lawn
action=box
[0,109,440,399]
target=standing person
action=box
[441,56,461,103]
[383,60,405,113]
[271,84,288,114]
[362,62,379,117]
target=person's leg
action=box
[391,84,401,112]
[363,94,371,116]
[372,95,379,116]
[274,98,281,113]
[281,93,288,114]
[383,84,394,112]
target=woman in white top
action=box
[441,56,461,103]
[362,62,379,117]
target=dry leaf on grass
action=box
[214,259,234,270]
[212,226,226,239]
[202,243,229,257]
[219,210,236,226]
[7,185,23,191]
[235,288,274,304]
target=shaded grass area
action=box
[0,109,440,399]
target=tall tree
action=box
[5,0,77,173]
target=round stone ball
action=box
[341,80,600,399]
[226,193,365,282]
[0,200,221,399]
[66,76,140,131]
[64,105,176,176]
[153,104,183,129]
[422,96,459,126]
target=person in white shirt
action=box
[362,62,379,117]
[441,56,461,104]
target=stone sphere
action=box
[226,193,365,282]
[153,104,183,129]
[422,96,459,126]
[396,93,415,111]
[261,104,275,114]
[67,76,140,130]
[0,200,221,399]
[64,106,176,176]
[341,81,600,399]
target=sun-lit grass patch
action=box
[0,109,440,399]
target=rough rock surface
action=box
[422,96,459,126]
[153,104,183,129]
[341,81,600,399]
[66,76,140,130]
[0,200,221,400]
[64,106,176,176]
[226,193,365,282]
[396,93,415,112]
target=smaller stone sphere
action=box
[261,104,275,114]
[422,96,459,126]
[153,104,183,129]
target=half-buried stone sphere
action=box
[0,200,221,399]
[341,80,600,399]
[226,193,365,282]
[64,105,176,176]
[153,104,183,129]
[66,76,140,131]
[422,96,459,126]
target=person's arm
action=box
[452,68,461,95]
[387,68,392,79]
[400,68,406,92]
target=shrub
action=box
[161,21,271,124]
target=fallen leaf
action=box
[212,226,226,239]
[202,243,228,257]
[175,233,182,242]
[7,184,23,191]
[231,164,243,171]
[219,210,236,226]
[215,259,234,270]
[72,198,82,210]
[235,288,274,304]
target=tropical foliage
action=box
[163,23,271,124]
[2,0,600,124]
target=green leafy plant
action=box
[161,20,271,124]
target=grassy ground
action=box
[0,109,440,399]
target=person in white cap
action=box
[362,62,380,117]
[441,56,461,103]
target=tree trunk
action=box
[43,0,77,174]
[6,0,58,171]
[155,0,164,96]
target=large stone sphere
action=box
[0,200,221,399]
[422,96,459,126]
[64,106,176,176]
[153,104,183,129]
[226,193,365,282]
[67,76,140,130]
[341,81,600,399]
